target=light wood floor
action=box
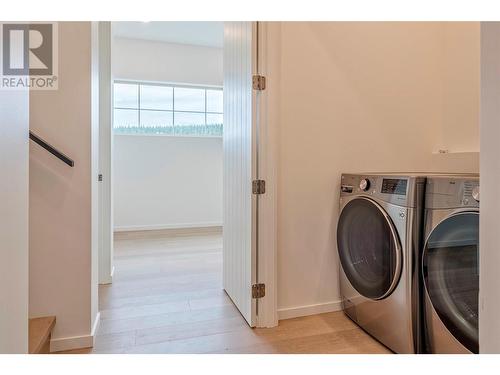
[59,229,391,354]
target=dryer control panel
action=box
[340,174,425,208]
[425,176,479,209]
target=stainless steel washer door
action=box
[337,197,402,300]
[423,212,479,353]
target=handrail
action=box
[29,131,75,167]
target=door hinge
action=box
[252,75,266,90]
[98,174,103,182]
[252,283,266,299]
[252,179,266,195]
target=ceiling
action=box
[112,22,224,48]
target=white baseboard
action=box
[99,266,114,285]
[50,312,100,352]
[114,222,223,232]
[277,300,343,320]
[91,312,101,342]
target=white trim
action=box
[254,21,279,328]
[91,312,101,340]
[100,265,114,285]
[98,21,114,286]
[114,222,223,232]
[50,313,101,353]
[277,301,343,321]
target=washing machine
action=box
[422,175,479,354]
[337,174,425,354]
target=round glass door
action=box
[337,197,402,300]
[422,212,479,354]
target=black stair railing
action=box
[29,131,75,167]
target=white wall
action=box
[270,22,480,318]
[112,36,223,231]
[29,22,99,351]
[439,22,480,153]
[112,37,223,85]
[479,22,500,354]
[0,82,29,353]
[114,135,222,230]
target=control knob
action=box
[472,186,480,202]
[359,179,371,191]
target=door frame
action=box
[0,36,29,352]
[252,21,278,328]
[479,21,500,353]
[98,21,114,285]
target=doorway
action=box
[95,21,277,352]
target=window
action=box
[113,82,223,136]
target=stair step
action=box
[29,316,56,354]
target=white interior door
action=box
[223,21,258,326]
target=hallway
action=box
[63,229,390,354]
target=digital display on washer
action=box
[381,178,408,195]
